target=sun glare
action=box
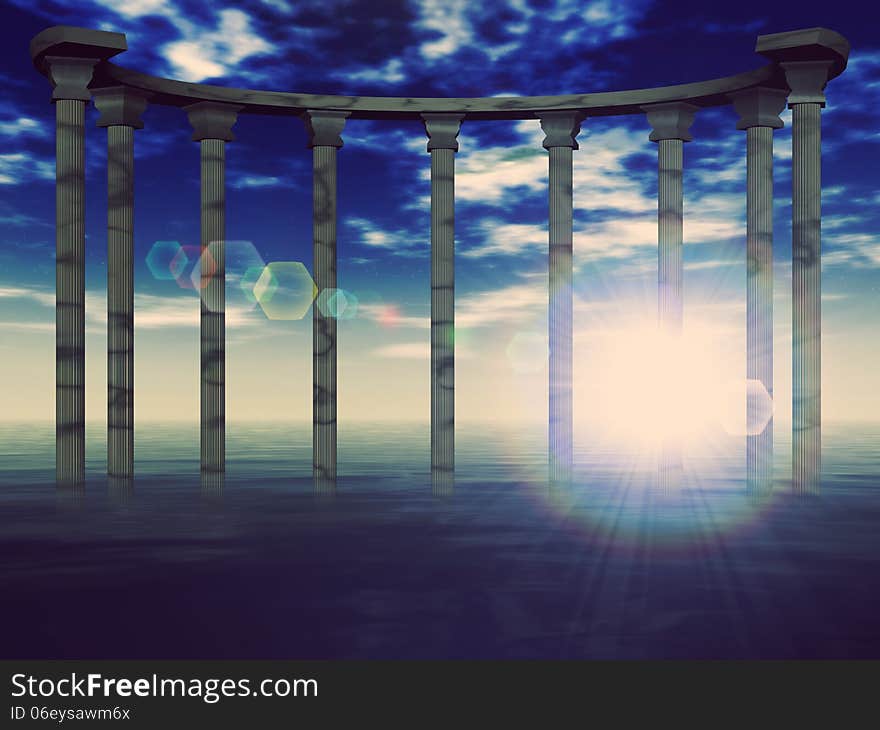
[583,318,766,452]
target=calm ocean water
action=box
[1,421,879,659]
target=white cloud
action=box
[372,342,429,359]
[457,279,545,328]
[346,217,427,255]
[163,9,272,82]
[824,233,880,267]
[0,321,54,333]
[462,220,545,258]
[0,285,55,307]
[0,152,54,186]
[230,174,286,189]
[0,117,46,139]
[84,1,272,82]
[336,58,408,85]
[0,283,261,330]
[415,0,473,59]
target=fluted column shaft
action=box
[733,87,786,493]
[644,103,696,490]
[55,98,87,483]
[423,114,462,490]
[791,102,822,493]
[313,145,338,485]
[791,102,822,491]
[200,138,225,471]
[657,138,684,334]
[781,60,832,493]
[540,112,582,486]
[746,126,775,489]
[95,87,148,478]
[45,56,99,484]
[304,110,348,489]
[107,125,135,475]
[430,147,455,476]
[186,102,240,473]
[548,145,574,485]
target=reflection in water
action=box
[108,476,133,503]
[432,471,454,497]
[200,471,225,496]
[0,421,879,659]
[314,476,336,497]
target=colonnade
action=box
[29,25,848,493]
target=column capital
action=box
[30,26,126,90]
[302,110,350,148]
[93,86,150,129]
[781,60,834,107]
[185,101,242,142]
[43,56,98,102]
[642,102,698,142]
[756,27,850,82]
[539,111,584,150]
[730,86,787,130]
[422,113,464,152]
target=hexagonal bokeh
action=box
[190,240,266,312]
[146,240,184,281]
[316,288,359,320]
[719,379,774,436]
[170,245,213,291]
[253,261,317,320]
[505,331,548,374]
[240,265,266,304]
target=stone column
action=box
[732,87,787,493]
[781,61,833,494]
[186,102,241,473]
[303,110,349,491]
[643,102,697,489]
[43,57,99,483]
[422,113,463,493]
[93,87,148,478]
[539,112,583,486]
[29,29,128,483]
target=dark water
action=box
[1,421,879,659]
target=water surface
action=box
[1,421,879,659]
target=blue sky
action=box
[0,0,877,429]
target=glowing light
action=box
[253,261,317,320]
[583,318,744,451]
[505,332,548,374]
[376,304,401,328]
[719,379,773,436]
[145,240,184,281]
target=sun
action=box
[580,317,769,453]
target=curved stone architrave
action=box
[31,26,848,120]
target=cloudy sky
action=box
[0,0,877,429]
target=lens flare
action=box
[171,245,210,291]
[192,240,266,312]
[145,240,184,281]
[254,261,317,320]
[317,288,359,320]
